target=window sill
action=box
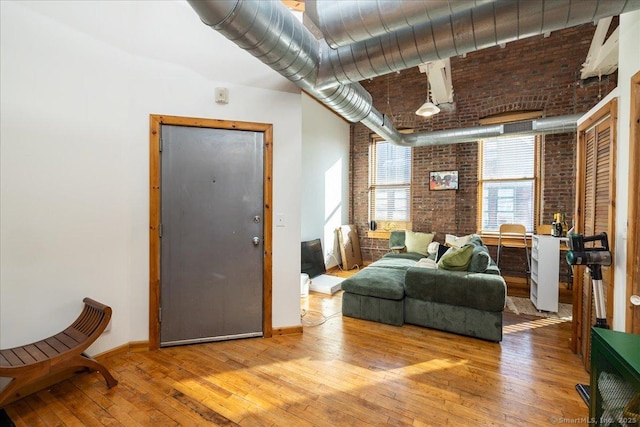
[366,221,412,239]
[367,231,392,239]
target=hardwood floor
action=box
[5,290,590,426]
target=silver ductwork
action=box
[305,0,495,49]
[188,0,319,84]
[187,0,636,147]
[400,114,584,147]
[315,0,640,89]
[188,0,400,141]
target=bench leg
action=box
[71,354,118,388]
[0,378,22,408]
[0,373,39,408]
[0,362,51,407]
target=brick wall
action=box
[351,23,617,265]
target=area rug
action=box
[506,296,572,319]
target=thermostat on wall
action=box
[215,87,229,104]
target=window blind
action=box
[375,142,411,185]
[480,135,536,232]
[369,141,411,222]
[482,135,535,180]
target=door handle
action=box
[252,237,260,246]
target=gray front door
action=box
[160,124,264,346]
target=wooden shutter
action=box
[572,99,617,371]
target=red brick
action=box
[350,23,616,267]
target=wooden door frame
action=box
[149,114,273,350]
[571,98,617,355]
[626,71,640,333]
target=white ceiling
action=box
[16,0,299,93]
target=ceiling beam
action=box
[581,18,619,80]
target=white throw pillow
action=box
[415,258,438,269]
[427,241,440,255]
[445,234,474,249]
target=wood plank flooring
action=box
[4,289,590,426]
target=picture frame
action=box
[429,170,458,190]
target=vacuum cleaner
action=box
[565,232,612,328]
[565,232,612,406]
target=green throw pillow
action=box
[438,244,474,271]
[404,231,434,256]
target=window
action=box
[479,135,539,233]
[369,140,411,227]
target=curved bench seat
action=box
[0,297,117,407]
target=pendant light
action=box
[415,72,440,117]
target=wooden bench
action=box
[0,297,118,407]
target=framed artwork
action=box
[429,170,458,190]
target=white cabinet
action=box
[530,235,561,312]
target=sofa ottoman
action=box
[341,257,417,326]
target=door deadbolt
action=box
[254,216,261,223]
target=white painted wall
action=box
[0,1,302,354]
[578,10,640,331]
[301,94,351,269]
[613,10,640,331]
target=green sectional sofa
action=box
[341,233,507,342]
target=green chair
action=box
[389,230,406,253]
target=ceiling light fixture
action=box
[415,71,440,117]
[415,101,440,117]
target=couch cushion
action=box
[468,244,492,273]
[370,257,419,269]
[404,231,434,256]
[404,268,506,312]
[383,252,424,262]
[340,266,406,300]
[342,292,404,326]
[438,244,474,270]
[404,298,503,342]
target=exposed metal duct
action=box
[399,114,584,147]
[188,0,400,139]
[187,0,629,147]
[305,0,495,49]
[315,0,640,89]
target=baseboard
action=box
[272,326,303,335]
[94,341,150,361]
